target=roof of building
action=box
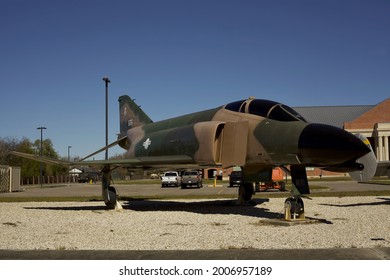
[293,105,374,128]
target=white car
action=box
[161,171,181,187]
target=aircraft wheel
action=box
[239,182,254,202]
[104,186,118,209]
[284,197,304,220]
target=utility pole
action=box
[37,127,47,188]
[102,76,111,160]
[68,146,72,161]
[68,145,72,183]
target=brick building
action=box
[294,98,390,177]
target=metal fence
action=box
[0,165,10,192]
[20,175,80,185]
[0,165,20,192]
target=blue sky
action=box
[1,0,389,159]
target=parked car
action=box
[181,170,203,188]
[161,171,181,187]
[77,172,98,183]
[229,170,242,187]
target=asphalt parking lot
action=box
[2,180,390,199]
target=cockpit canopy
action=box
[224,98,307,122]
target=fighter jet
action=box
[11,95,377,216]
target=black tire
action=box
[239,182,254,202]
[104,186,117,209]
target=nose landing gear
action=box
[284,197,305,221]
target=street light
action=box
[37,127,47,188]
[68,146,72,162]
[102,76,111,160]
[68,145,72,183]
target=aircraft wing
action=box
[76,155,195,168]
[9,151,72,166]
[9,151,194,169]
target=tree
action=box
[0,137,67,177]
[32,138,68,176]
[0,137,19,165]
[0,137,40,177]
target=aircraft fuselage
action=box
[119,96,370,185]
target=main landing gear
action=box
[103,185,123,210]
[238,181,305,221]
[238,182,255,204]
[101,166,123,210]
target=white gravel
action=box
[0,196,389,250]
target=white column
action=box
[385,136,389,161]
[375,136,380,159]
[378,136,383,161]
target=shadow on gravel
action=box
[320,197,390,208]
[23,198,285,219]
[123,198,283,219]
[23,205,108,211]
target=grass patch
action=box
[21,185,69,189]
[361,180,390,185]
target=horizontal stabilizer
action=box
[78,136,127,162]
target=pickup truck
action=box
[161,171,181,188]
[229,170,242,187]
[181,170,203,188]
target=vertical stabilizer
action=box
[118,95,153,137]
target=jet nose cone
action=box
[298,124,371,166]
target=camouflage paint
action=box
[119,95,371,183]
[253,119,307,165]
[120,94,307,169]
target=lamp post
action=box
[37,127,47,188]
[68,145,72,183]
[102,76,111,160]
[68,146,72,161]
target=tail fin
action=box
[118,95,153,137]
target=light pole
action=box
[37,127,47,188]
[68,145,72,183]
[102,76,111,160]
[68,146,72,161]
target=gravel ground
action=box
[0,196,389,250]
